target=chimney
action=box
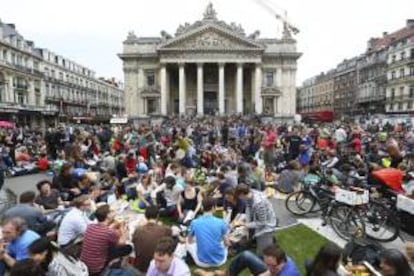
[383,32,388,37]
[407,19,414,28]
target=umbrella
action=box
[0,121,15,128]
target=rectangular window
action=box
[411,49,414,59]
[400,86,405,95]
[410,66,414,76]
[408,101,413,109]
[264,71,274,87]
[391,71,396,79]
[146,71,155,87]
[410,86,414,98]
[391,88,395,99]
[398,102,403,110]
[392,55,396,63]
[401,51,406,60]
[389,104,394,111]
[400,68,405,78]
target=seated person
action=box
[4,191,55,237]
[306,243,343,276]
[147,237,190,275]
[177,176,203,224]
[37,153,49,171]
[136,173,158,209]
[80,204,132,275]
[208,244,300,276]
[223,187,246,224]
[133,206,172,273]
[275,160,304,193]
[186,197,229,268]
[0,217,40,275]
[57,195,92,246]
[35,180,65,210]
[52,162,78,201]
[156,175,183,216]
[15,147,31,166]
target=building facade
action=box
[119,3,300,119]
[297,70,335,122]
[0,20,124,127]
[385,23,414,114]
[355,41,387,115]
[333,57,359,119]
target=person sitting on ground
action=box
[177,175,203,224]
[155,175,183,216]
[37,153,49,171]
[57,195,93,247]
[146,237,190,276]
[3,191,55,237]
[135,173,158,209]
[234,184,277,254]
[208,244,300,276]
[380,248,413,276]
[10,258,44,276]
[0,217,40,275]
[223,187,246,225]
[52,162,78,201]
[132,206,173,273]
[186,197,229,268]
[306,243,343,276]
[35,180,65,210]
[28,237,88,275]
[80,204,132,276]
[275,160,304,193]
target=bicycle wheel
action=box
[329,204,365,241]
[285,191,316,215]
[363,201,400,242]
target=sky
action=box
[1,0,414,85]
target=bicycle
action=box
[285,182,365,241]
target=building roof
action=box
[370,20,414,51]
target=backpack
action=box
[47,252,88,276]
[343,239,384,268]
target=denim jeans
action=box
[229,250,268,276]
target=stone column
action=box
[236,63,243,114]
[160,64,167,115]
[274,96,278,116]
[138,67,145,116]
[218,63,225,115]
[254,64,263,114]
[197,63,204,116]
[178,63,186,115]
[28,79,35,105]
[8,75,14,103]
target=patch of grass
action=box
[275,224,331,275]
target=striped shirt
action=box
[80,223,118,274]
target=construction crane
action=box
[252,0,299,37]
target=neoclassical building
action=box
[119,3,300,119]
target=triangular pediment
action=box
[158,24,264,51]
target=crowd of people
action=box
[0,115,413,275]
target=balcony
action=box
[388,74,414,84]
[388,56,414,69]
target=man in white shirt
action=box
[57,195,92,246]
